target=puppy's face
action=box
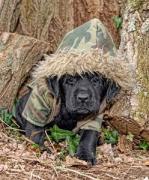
[61,73,106,115]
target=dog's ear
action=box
[106,80,120,104]
[46,76,60,97]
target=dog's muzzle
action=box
[76,92,89,104]
[74,88,93,113]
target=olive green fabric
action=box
[21,18,120,131]
[32,18,133,90]
[73,114,103,133]
[22,80,102,131]
[57,18,116,56]
[22,81,60,127]
[21,81,102,131]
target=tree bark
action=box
[0,32,51,109]
[0,0,120,51]
[0,0,74,52]
[73,0,120,46]
[17,0,74,52]
[108,0,149,140]
[0,0,21,32]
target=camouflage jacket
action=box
[22,80,103,132]
[21,19,133,131]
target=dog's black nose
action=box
[77,93,89,103]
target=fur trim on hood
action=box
[32,49,135,90]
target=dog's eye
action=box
[91,77,100,83]
[66,77,76,85]
[91,76,103,87]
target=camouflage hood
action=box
[32,19,134,90]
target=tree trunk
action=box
[0,0,120,51]
[73,0,120,46]
[0,32,51,109]
[108,0,149,140]
[0,0,74,52]
[17,0,74,52]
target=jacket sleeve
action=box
[22,83,58,127]
[73,114,103,133]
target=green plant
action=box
[31,143,40,149]
[126,132,134,142]
[48,125,80,156]
[139,140,149,150]
[113,16,123,30]
[0,108,17,127]
[103,129,119,145]
[58,148,68,160]
[66,135,80,156]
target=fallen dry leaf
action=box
[99,143,114,158]
[1,125,149,180]
[143,160,149,166]
[119,154,134,163]
[114,157,123,163]
[65,156,88,167]
[0,164,8,172]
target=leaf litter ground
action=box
[1,123,149,180]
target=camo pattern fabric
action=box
[22,82,60,127]
[57,18,116,56]
[73,114,103,133]
[22,18,115,131]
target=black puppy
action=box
[15,73,120,164]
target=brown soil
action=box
[0,123,149,180]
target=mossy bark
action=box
[108,0,149,140]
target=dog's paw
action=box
[75,148,96,165]
[25,122,45,145]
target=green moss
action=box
[128,0,143,10]
[0,42,5,51]
[136,35,149,122]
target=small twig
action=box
[6,126,25,132]
[0,153,59,178]
[10,169,45,180]
[0,117,25,132]
[22,135,35,144]
[131,165,143,168]
[56,166,100,180]
[61,173,74,180]
[122,161,135,179]
[0,154,42,164]
[6,172,19,176]
[1,132,17,141]
[11,118,20,127]
[45,130,57,153]
[29,170,34,180]
[50,164,59,177]
[105,173,121,180]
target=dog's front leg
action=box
[25,121,45,145]
[25,122,52,153]
[76,129,99,165]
